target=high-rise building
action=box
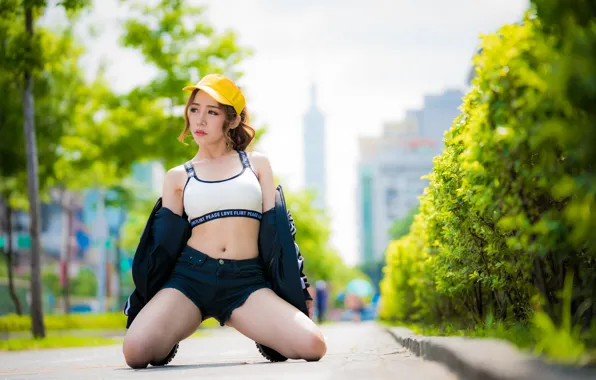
[356,89,465,264]
[302,83,326,209]
[415,90,465,143]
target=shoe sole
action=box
[256,342,288,362]
[150,343,179,366]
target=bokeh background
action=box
[1,0,594,365]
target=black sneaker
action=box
[256,343,288,362]
[150,343,179,366]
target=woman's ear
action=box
[230,114,241,129]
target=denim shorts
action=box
[162,245,271,326]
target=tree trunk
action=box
[114,239,122,311]
[65,204,74,313]
[23,4,45,338]
[6,206,23,315]
[60,190,73,314]
[476,281,484,320]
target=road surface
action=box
[0,321,457,379]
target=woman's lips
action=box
[195,130,206,136]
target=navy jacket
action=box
[123,184,311,328]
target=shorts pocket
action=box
[177,251,207,268]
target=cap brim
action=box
[182,85,233,107]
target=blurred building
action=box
[412,90,466,143]
[356,89,464,264]
[3,194,86,269]
[2,161,163,270]
[302,83,327,209]
[0,160,164,313]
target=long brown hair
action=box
[178,89,255,151]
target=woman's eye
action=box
[209,110,218,115]
[190,107,198,113]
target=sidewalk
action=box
[387,326,596,380]
[0,322,456,380]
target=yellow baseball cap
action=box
[182,74,246,115]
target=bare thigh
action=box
[122,288,202,368]
[227,288,327,361]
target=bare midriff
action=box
[186,217,260,260]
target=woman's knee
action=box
[297,331,327,361]
[121,288,202,368]
[123,334,151,369]
[122,327,171,369]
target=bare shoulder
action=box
[247,151,276,210]
[247,150,273,172]
[164,164,188,189]
[162,163,188,215]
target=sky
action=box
[45,0,529,266]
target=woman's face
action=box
[187,90,227,146]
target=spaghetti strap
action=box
[184,161,196,178]
[238,151,252,170]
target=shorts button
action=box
[219,259,224,265]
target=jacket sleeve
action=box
[125,199,190,328]
[146,207,190,299]
[287,209,313,301]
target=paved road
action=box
[0,322,457,379]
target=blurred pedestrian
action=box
[315,280,328,324]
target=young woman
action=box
[122,74,327,369]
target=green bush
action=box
[69,267,97,297]
[379,217,432,322]
[0,312,127,332]
[0,336,119,351]
[0,310,227,333]
[388,205,419,240]
[380,0,596,362]
[284,189,370,295]
[42,270,61,296]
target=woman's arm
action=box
[250,152,276,212]
[162,166,186,216]
[250,152,314,317]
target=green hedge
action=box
[0,312,222,332]
[0,312,127,332]
[380,0,596,356]
[0,336,120,351]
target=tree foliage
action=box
[58,0,256,175]
[388,205,419,240]
[0,0,93,339]
[285,189,365,289]
[0,15,88,205]
[380,1,596,339]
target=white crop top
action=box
[183,151,263,228]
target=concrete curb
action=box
[386,327,596,380]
